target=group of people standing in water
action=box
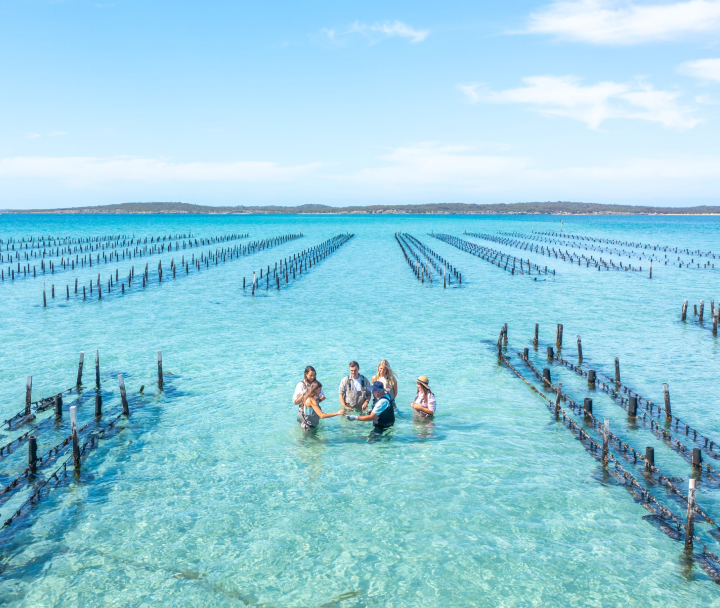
[293,360,437,431]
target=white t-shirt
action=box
[293,381,325,406]
[351,377,362,391]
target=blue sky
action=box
[2,0,720,208]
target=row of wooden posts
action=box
[13,350,163,474]
[532,229,717,260]
[499,323,704,553]
[681,299,720,335]
[2,232,251,284]
[431,232,552,277]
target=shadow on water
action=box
[0,377,184,592]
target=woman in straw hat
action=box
[410,376,436,417]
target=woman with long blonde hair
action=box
[372,360,398,401]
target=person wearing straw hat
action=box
[410,376,436,417]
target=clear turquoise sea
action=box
[1,213,720,607]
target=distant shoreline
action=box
[2,202,720,215]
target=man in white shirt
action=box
[338,361,371,411]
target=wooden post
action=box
[533,323,538,347]
[714,310,719,336]
[663,383,672,419]
[614,357,620,385]
[556,323,563,349]
[157,351,163,389]
[685,479,696,551]
[95,349,100,388]
[25,375,32,416]
[602,419,609,466]
[70,405,80,467]
[76,351,84,386]
[645,446,654,471]
[547,346,554,359]
[502,323,508,345]
[555,381,562,417]
[55,395,62,417]
[628,395,637,416]
[118,374,129,415]
[649,259,652,278]
[43,281,46,307]
[692,448,702,467]
[699,299,704,322]
[95,394,102,418]
[28,435,38,472]
[576,335,583,362]
[583,398,592,418]
[681,299,688,321]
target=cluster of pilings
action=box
[500,230,665,265]
[466,231,646,273]
[532,229,718,261]
[430,233,552,277]
[395,233,461,287]
[498,325,720,574]
[681,299,720,336]
[0,349,166,530]
[244,234,354,294]
[39,233,303,305]
[2,232,252,283]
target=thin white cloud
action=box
[461,76,698,129]
[679,58,720,82]
[324,20,428,44]
[0,156,327,186]
[23,133,41,139]
[352,143,528,186]
[526,0,720,45]
[47,131,68,137]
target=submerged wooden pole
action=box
[118,374,129,415]
[95,349,100,388]
[576,335,582,362]
[76,351,84,386]
[25,375,32,417]
[70,405,80,467]
[157,351,163,389]
[663,383,672,419]
[685,479,696,551]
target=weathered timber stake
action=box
[577,335,583,362]
[157,351,163,389]
[663,383,672,419]
[95,349,100,388]
[645,446,654,471]
[70,405,80,467]
[118,374,129,415]
[77,351,84,386]
[25,376,32,416]
[685,479,696,550]
[28,436,38,472]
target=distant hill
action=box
[3,201,720,215]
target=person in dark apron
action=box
[298,381,345,430]
[338,361,371,412]
[345,381,395,430]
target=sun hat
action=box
[369,381,386,392]
[416,376,431,389]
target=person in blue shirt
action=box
[345,381,395,429]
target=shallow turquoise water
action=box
[1,213,720,606]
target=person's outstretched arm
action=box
[311,400,344,419]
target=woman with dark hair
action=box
[410,376,436,417]
[293,366,326,407]
[298,381,344,430]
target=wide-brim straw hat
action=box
[416,376,431,389]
